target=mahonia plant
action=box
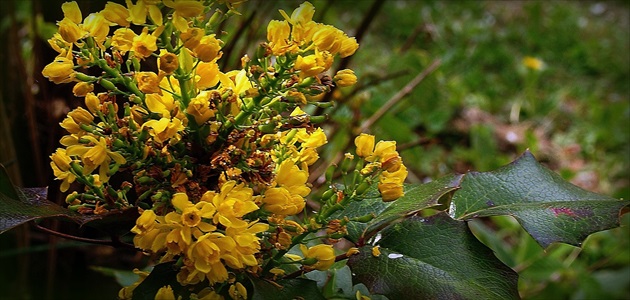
[42,1,405,299]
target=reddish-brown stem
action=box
[31,221,139,251]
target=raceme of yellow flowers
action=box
[42,1,405,299]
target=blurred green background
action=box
[0,0,628,299]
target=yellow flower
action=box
[267,20,291,55]
[72,82,94,97]
[523,56,544,71]
[171,192,216,228]
[334,69,357,87]
[58,17,83,43]
[294,50,332,78]
[354,133,375,158]
[61,1,82,24]
[281,1,315,25]
[143,117,185,144]
[180,28,204,50]
[187,91,216,125]
[294,54,323,78]
[163,0,205,18]
[101,2,130,27]
[68,107,94,125]
[275,160,310,196]
[145,93,177,118]
[42,55,75,84]
[378,164,407,202]
[207,181,259,228]
[125,0,146,25]
[339,36,359,58]
[159,52,179,75]
[131,209,157,234]
[82,13,109,45]
[66,136,126,181]
[135,71,162,94]
[171,11,189,32]
[195,62,220,90]
[50,149,76,192]
[346,247,360,257]
[187,232,232,282]
[371,246,381,257]
[261,187,304,216]
[132,27,157,59]
[111,28,137,53]
[228,282,247,300]
[60,116,82,134]
[367,140,401,170]
[300,244,335,271]
[222,222,268,269]
[193,35,222,62]
[85,92,102,114]
[47,33,72,54]
[154,285,176,300]
[312,25,343,53]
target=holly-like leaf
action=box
[348,213,519,300]
[362,174,463,241]
[251,277,325,300]
[0,165,77,234]
[132,262,186,300]
[331,196,390,243]
[449,150,629,248]
[0,164,138,234]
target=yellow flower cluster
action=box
[266,1,359,84]
[132,182,268,285]
[355,133,408,201]
[43,1,395,298]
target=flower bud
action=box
[193,35,222,62]
[158,52,179,74]
[68,107,94,125]
[354,133,375,158]
[61,1,82,24]
[339,36,359,58]
[101,2,130,27]
[58,17,83,43]
[333,69,357,87]
[72,82,94,97]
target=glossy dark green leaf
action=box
[330,194,390,243]
[450,151,629,247]
[251,277,325,300]
[0,164,138,234]
[0,164,76,234]
[132,262,185,300]
[348,213,519,300]
[362,174,463,241]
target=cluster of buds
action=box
[43,1,405,299]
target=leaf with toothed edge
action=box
[348,213,519,300]
[449,150,629,248]
[0,164,138,234]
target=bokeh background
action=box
[0,0,628,299]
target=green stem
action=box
[262,231,309,274]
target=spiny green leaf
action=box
[362,174,463,241]
[450,150,629,248]
[348,213,519,300]
[132,262,185,300]
[0,164,138,234]
[251,277,325,300]
[0,165,76,234]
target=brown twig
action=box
[31,221,139,250]
[359,59,441,133]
